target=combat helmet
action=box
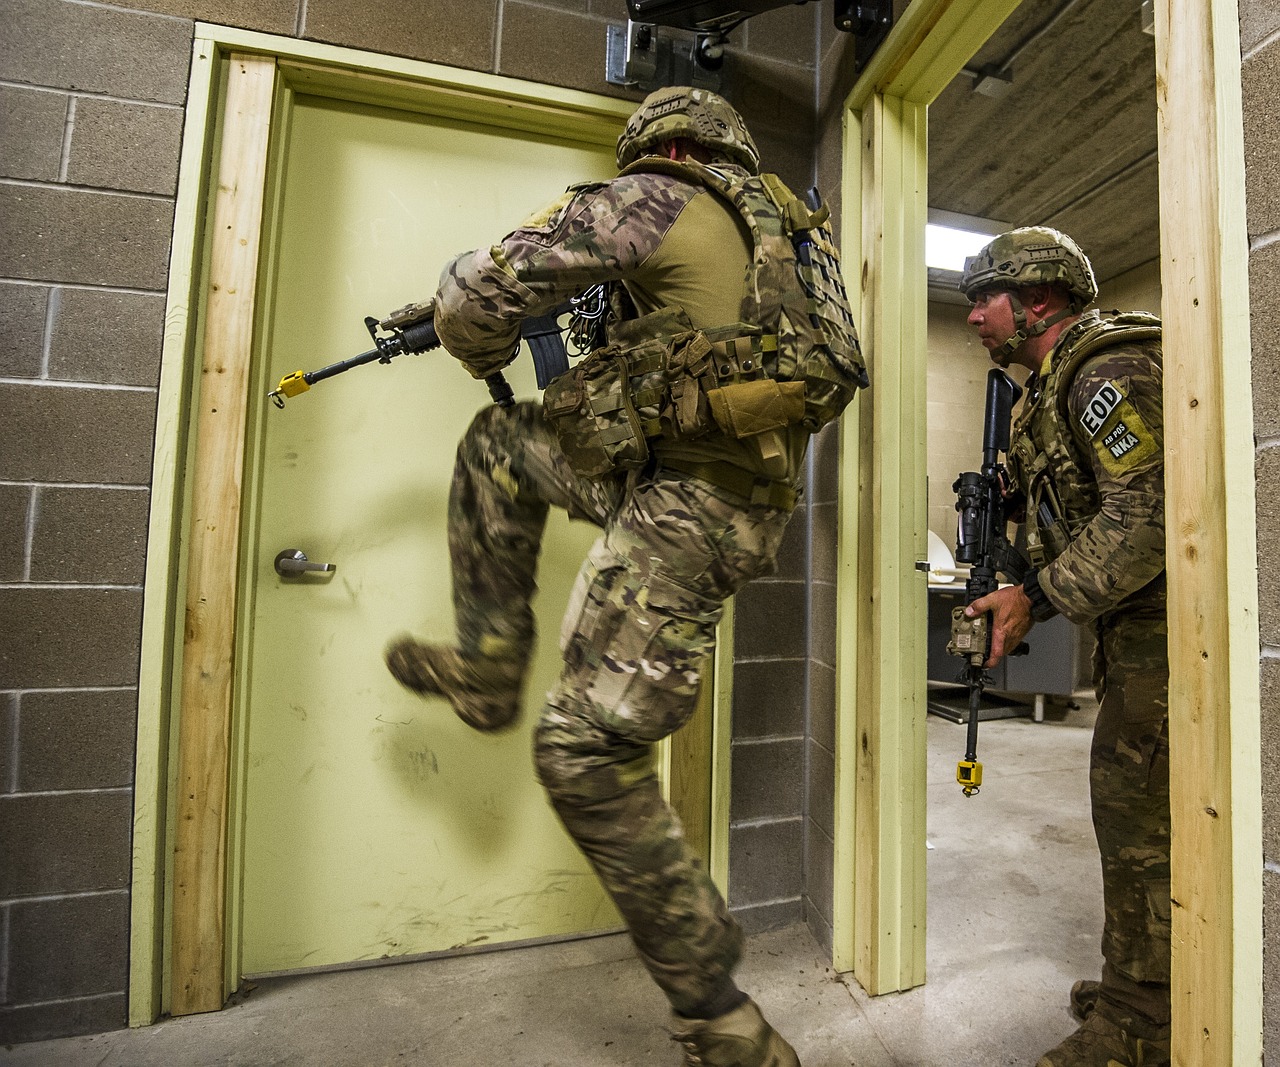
[616,86,760,174]
[960,226,1098,359]
[959,226,1098,309]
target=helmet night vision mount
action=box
[609,0,893,92]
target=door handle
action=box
[274,549,336,577]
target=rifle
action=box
[946,368,1029,796]
[267,299,571,409]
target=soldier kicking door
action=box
[235,90,627,975]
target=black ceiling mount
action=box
[833,0,895,71]
[626,0,895,52]
[617,0,896,88]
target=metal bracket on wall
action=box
[606,21,723,92]
[834,0,895,72]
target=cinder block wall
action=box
[1240,0,1280,1054]
[0,0,827,1044]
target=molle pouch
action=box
[542,350,649,478]
[706,378,805,439]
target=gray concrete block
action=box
[0,382,158,484]
[0,694,15,794]
[0,185,174,290]
[805,896,834,956]
[29,486,150,585]
[731,738,803,822]
[65,98,184,196]
[1251,242,1280,439]
[730,897,803,935]
[729,818,803,906]
[809,419,842,506]
[1,0,192,105]
[1258,448,1280,647]
[809,659,835,751]
[1241,0,1280,55]
[0,484,31,581]
[526,0,626,14]
[0,993,128,1046]
[5,891,130,1002]
[0,84,67,181]
[805,816,834,927]
[1243,40,1280,239]
[0,280,50,378]
[741,1,819,68]
[48,288,166,387]
[0,794,132,897]
[1262,657,1280,863]
[810,578,836,666]
[1267,867,1280,1055]
[734,579,806,660]
[499,3,626,98]
[772,502,807,582]
[811,501,837,583]
[16,689,139,792]
[122,0,298,35]
[807,737,835,839]
[0,588,144,689]
[304,0,497,74]
[732,658,806,739]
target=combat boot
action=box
[1070,979,1101,1021]
[384,637,523,731]
[1035,1011,1170,1067]
[670,998,801,1067]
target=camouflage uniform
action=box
[1005,310,1171,1046]
[424,157,817,1020]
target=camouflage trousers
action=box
[1090,605,1171,1036]
[449,402,792,1014]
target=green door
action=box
[235,94,621,976]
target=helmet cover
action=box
[616,86,760,174]
[959,226,1098,309]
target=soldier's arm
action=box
[433,174,689,378]
[1038,347,1166,624]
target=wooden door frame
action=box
[833,0,1263,1061]
[128,26,720,1024]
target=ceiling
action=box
[926,0,1160,292]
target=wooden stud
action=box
[170,52,277,1016]
[1154,0,1263,1062]
[130,35,223,1028]
[669,662,716,869]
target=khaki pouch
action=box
[706,378,805,439]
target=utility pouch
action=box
[706,378,805,438]
[543,351,648,477]
[543,307,705,478]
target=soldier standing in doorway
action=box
[960,227,1170,1067]
[385,86,867,1067]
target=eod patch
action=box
[1079,379,1158,476]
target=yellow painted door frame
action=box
[833,0,1023,996]
[834,2,1264,1064]
[128,26,738,1026]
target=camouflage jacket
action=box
[1006,311,1166,626]
[433,165,756,379]
[433,161,842,481]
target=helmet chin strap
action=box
[993,290,1075,360]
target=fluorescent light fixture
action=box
[925,223,994,272]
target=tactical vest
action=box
[542,160,866,498]
[1006,310,1163,568]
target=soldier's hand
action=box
[965,584,1034,668]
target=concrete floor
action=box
[2,699,1101,1067]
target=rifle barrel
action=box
[306,344,387,385]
